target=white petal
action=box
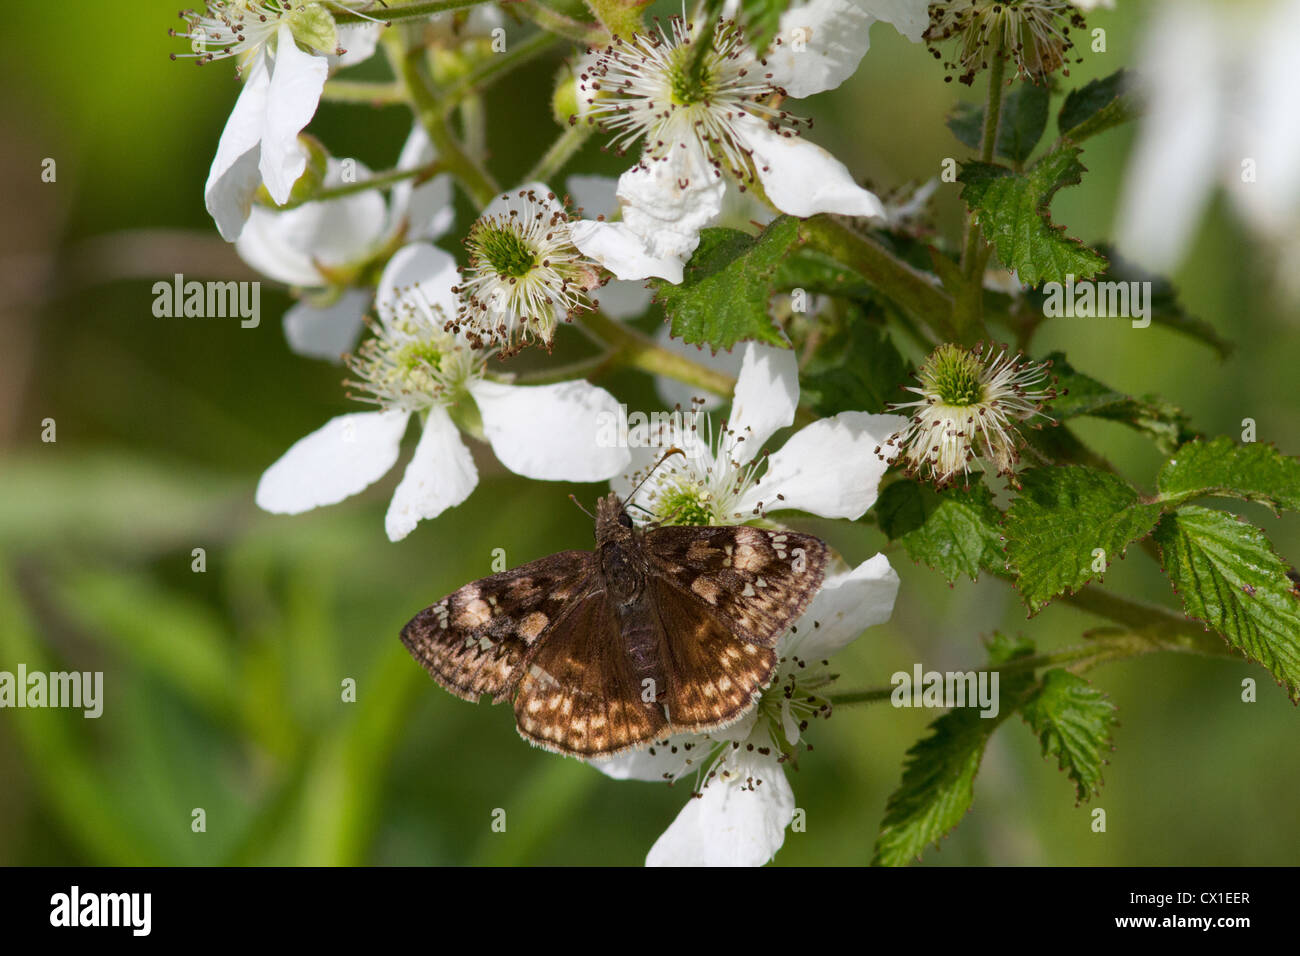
[205,51,273,241]
[565,173,619,217]
[256,410,408,514]
[470,380,632,481]
[784,553,899,659]
[235,160,387,286]
[735,114,885,220]
[389,124,454,241]
[375,242,460,327]
[1114,2,1222,271]
[385,406,478,541]
[259,24,328,205]
[729,342,799,461]
[652,324,742,412]
[569,219,685,283]
[1229,0,1300,238]
[282,288,371,360]
[588,732,709,782]
[739,412,906,519]
[646,752,794,867]
[595,278,654,319]
[768,0,878,99]
[330,23,381,69]
[617,143,726,262]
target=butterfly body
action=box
[401,493,829,757]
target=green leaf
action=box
[1058,69,1139,142]
[1153,506,1300,702]
[801,320,909,416]
[872,635,1034,866]
[771,247,876,300]
[876,480,1005,583]
[654,217,799,351]
[959,147,1108,287]
[1020,669,1117,803]
[1044,352,1193,454]
[1158,437,1300,514]
[738,0,785,52]
[1005,466,1165,614]
[947,83,1050,163]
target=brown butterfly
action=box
[400,492,829,757]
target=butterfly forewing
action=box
[400,551,596,703]
[514,589,669,756]
[643,524,830,647]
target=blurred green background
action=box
[1,0,1296,866]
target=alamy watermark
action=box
[595,403,705,452]
[891,663,1000,718]
[1041,274,1152,328]
[152,273,260,328]
[0,665,102,718]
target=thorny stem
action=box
[387,34,500,207]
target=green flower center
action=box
[923,344,986,407]
[656,481,715,526]
[668,46,717,107]
[474,222,536,278]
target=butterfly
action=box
[400,492,829,757]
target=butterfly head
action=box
[595,493,636,544]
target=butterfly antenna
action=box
[623,446,687,507]
[567,494,595,520]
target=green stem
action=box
[799,216,954,343]
[320,80,406,104]
[273,161,443,210]
[509,351,620,385]
[442,30,566,108]
[388,35,500,208]
[333,0,492,26]
[578,311,737,398]
[525,122,592,185]
[516,0,609,44]
[960,52,1007,278]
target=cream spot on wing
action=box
[455,598,492,628]
[519,611,549,640]
[717,675,733,692]
[691,577,721,604]
[733,541,765,572]
[527,698,544,714]
[742,582,756,597]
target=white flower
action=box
[176,3,385,241]
[235,125,454,359]
[593,554,900,866]
[886,342,1056,487]
[570,2,929,282]
[255,243,631,540]
[451,184,601,354]
[616,343,906,524]
[1116,0,1300,274]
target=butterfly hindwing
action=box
[648,575,779,733]
[643,524,829,647]
[513,589,669,756]
[400,551,596,704]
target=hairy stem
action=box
[799,216,955,343]
[442,29,566,108]
[334,0,493,26]
[272,161,443,210]
[578,311,737,398]
[320,80,406,104]
[525,122,593,185]
[388,35,500,207]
